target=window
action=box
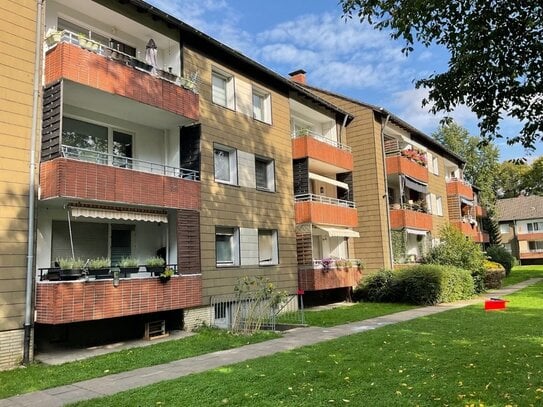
[216,227,239,266]
[435,196,443,216]
[258,229,278,265]
[112,131,133,168]
[528,241,543,252]
[252,88,271,123]
[500,224,510,234]
[432,156,439,175]
[255,157,275,191]
[527,222,543,232]
[212,71,234,109]
[214,145,237,184]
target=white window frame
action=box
[252,87,271,124]
[215,226,240,267]
[500,224,510,234]
[212,70,235,109]
[255,156,275,192]
[432,156,439,175]
[213,144,238,185]
[258,229,278,266]
[435,196,443,216]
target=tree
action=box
[524,156,543,196]
[340,0,543,150]
[494,160,530,198]
[432,122,499,207]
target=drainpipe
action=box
[23,0,44,365]
[379,111,394,268]
[338,113,349,145]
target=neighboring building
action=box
[0,1,40,369]
[496,196,543,265]
[289,71,489,272]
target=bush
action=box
[483,260,506,289]
[394,265,474,305]
[424,224,486,293]
[353,269,396,302]
[486,245,515,276]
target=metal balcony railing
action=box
[295,193,356,208]
[311,258,361,269]
[61,145,199,180]
[45,29,198,93]
[291,129,352,152]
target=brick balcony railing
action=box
[45,41,199,121]
[389,208,432,230]
[298,267,362,291]
[517,232,543,241]
[446,179,474,200]
[40,158,200,210]
[295,195,358,227]
[292,135,353,171]
[35,275,202,324]
[386,155,429,183]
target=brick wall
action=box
[0,329,32,371]
[292,136,353,171]
[40,158,200,210]
[295,201,358,227]
[298,267,362,291]
[45,43,199,120]
[386,156,429,183]
[390,209,433,230]
[35,276,202,324]
[183,306,212,331]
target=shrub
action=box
[394,265,474,305]
[486,245,515,276]
[424,224,486,293]
[353,269,396,302]
[483,260,506,289]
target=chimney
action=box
[289,69,306,84]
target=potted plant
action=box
[57,257,84,280]
[77,33,89,48]
[118,257,139,278]
[145,256,166,275]
[354,259,364,271]
[88,257,110,278]
[320,257,333,272]
[159,267,175,283]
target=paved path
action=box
[1,278,540,407]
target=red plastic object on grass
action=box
[484,298,508,311]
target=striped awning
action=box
[70,206,168,223]
[314,225,360,238]
[405,228,427,236]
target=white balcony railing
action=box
[291,129,352,152]
[61,145,199,180]
[45,30,198,93]
[312,258,361,269]
[295,193,355,208]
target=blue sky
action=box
[147,0,542,162]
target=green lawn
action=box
[74,282,543,407]
[503,265,543,286]
[301,302,417,327]
[0,328,279,399]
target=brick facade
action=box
[0,329,32,370]
[389,209,433,231]
[183,306,212,331]
[295,201,358,227]
[386,156,429,183]
[40,158,200,210]
[45,43,199,120]
[35,276,202,325]
[298,267,362,291]
[292,136,353,171]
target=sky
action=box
[147,0,542,162]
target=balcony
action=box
[40,148,200,210]
[35,272,202,325]
[519,250,543,260]
[390,207,432,230]
[45,32,199,121]
[446,178,474,200]
[298,259,362,291]
[386,155,429,183]
[451,220,489,243]
[295,194,357,227]
[292,130,353,171]
[517,232,543,241]
[475,205,487,218]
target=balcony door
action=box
[111,227,133,267]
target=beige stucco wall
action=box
[183,48,298,302]
[0,0,39,369]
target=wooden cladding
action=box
[386,156,429,183]
[293,158,309,195]
[41,81,62,161]
[177,210,201,274]
[296,232,313,265]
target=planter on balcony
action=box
[120,267,139,278]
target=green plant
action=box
[118,257,138,268]
[88,257,110,270]
[145,256,165,267]
[353,259,364,270]
[57,258,85,270]
[353,269,396,302]
[486,245,515,275]
[391,230,406,263]
[424,224,486,293]
[160,267,175,278]
[393,264,474,305]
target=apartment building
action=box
[0,0,357,363]
[497,196,543,265]
[290,72,488,271]
[0,0,41,369]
